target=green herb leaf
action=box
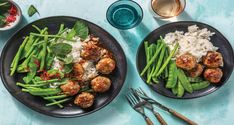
[63,64,73,74]
[47,69,64,78]
[50,43,72,57]
[66,29,76,40]
[28,5,39,17]
[57,55,73,64]
[73,20,89,40]
[23,56,38,83]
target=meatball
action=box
[100,48,113,59]
[74,92,94,108]
[204,68,223,83]
[73,63,84,81]
[203,51,223,68]
[91,76,111,93]
[176,53,197,70]
[60,80,80,96]
[96,58,116,74]
[81,42,101,60]
[187,64,204,77]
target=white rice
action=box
[164,25,218,62]
[51,29,98,81]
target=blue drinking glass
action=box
[106,0,143,30]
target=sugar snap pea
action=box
[177,81,184,97]
[187,77,203,83]
[166,61,177,88]
[191,81,210,91]
[177,68,193,93]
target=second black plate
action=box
[136,21,234,99]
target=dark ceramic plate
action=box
[137,21,234,99]
[0,16,127,117]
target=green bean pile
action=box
[140,37,210,97]
[10,21,90,108]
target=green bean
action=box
[30,33,76,42]
[152,77,159,83]
[144,42,150,80]
[147,44,158,83]
[33,79,60,84]
[39,31,48,70]
[177,68,193,93]
[46,97,72,106]
[163,47,169,78]
[155,42,179,77]
[140,43,164,76]
[165,61,177,88]
[32,25,41,32]
[44,95,67,100]
[24,28,48,58]
[50,99,63,108]
[10,37,29,75]
[177,81,184,97]
[23,88,61,96]
[187,77,203,83]
[152,43,166,76]
[191,81,210,91]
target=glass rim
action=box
[106,0,144,30]
[150,0,186,19]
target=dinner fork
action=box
[134,88,198,125]
[126,92,154,125]
[132,88,168,125]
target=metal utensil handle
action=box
[153,112,167,125]
[169,109,198,125]
[145,117,154,125]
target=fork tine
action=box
[130,88,141,101]
[125,95,134,107]
[139,87,148,97]
[128,92,138,105]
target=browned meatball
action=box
[203,51,223,68]
[81,42,101,60]
[96,58,116,74]
[204,68,223,83]
[100,48,113,59]
[187,64,204,77]
[91,76,111,93]
[60,80,80,96]
[73,63,84,81]
[176,53,197,70]
[74,92,94,108]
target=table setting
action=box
[0,0,234,125]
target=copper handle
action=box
[154,112,167,125]
[145,117,154,125]
[169,109,198,125]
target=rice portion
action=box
[164,25,218,62]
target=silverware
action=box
[133,88,167,125]
[134,88,198,125]
[125,92,154,125]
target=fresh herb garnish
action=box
[28,5,39,17]
[50,43,72,57]
[0,15,6,27]
[73,20,89,40]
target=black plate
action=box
[137,21,234,99]
[0,16,127,117]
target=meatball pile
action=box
[60,36,116,109]
[176,51,223,83]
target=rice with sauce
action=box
[51,30,98,81]
[164,25,218,62]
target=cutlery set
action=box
[126,88,198,125]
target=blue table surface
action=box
[0,0,234,125]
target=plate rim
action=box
[136,21,234,99]
[0,16,127,117]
